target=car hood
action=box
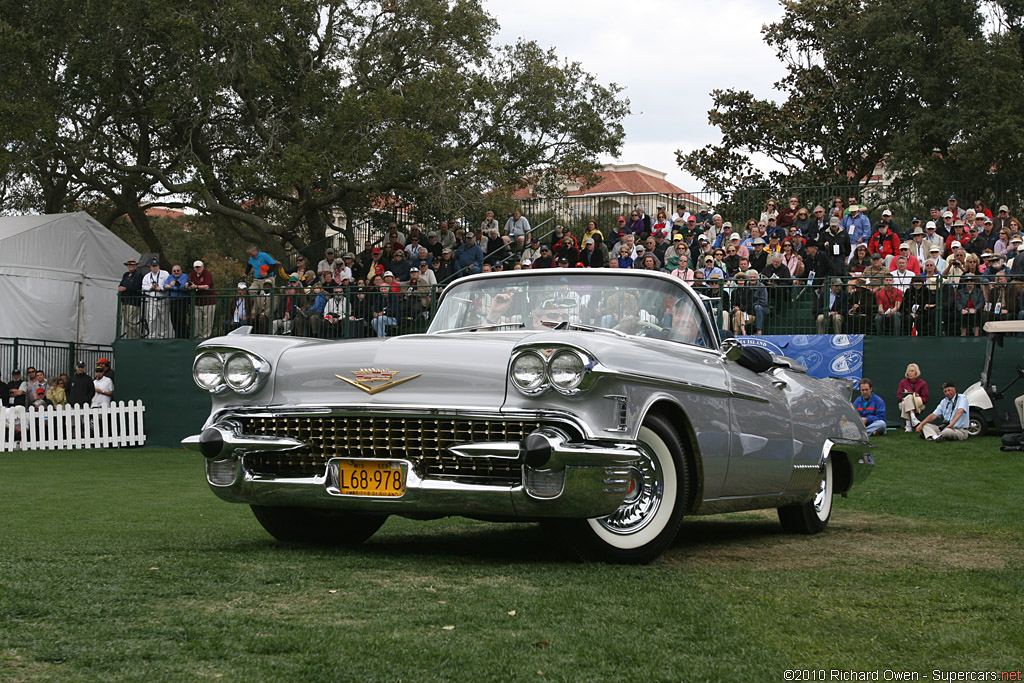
[271,333,530,409]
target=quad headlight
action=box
[192,350,268,395]
[511,352,547,393]
[548,350,586,391]
[509,348,593,396]
[194,352,225,392]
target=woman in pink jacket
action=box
[897,363,930,432]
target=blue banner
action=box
[736,334,864,386]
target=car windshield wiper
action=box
[435,322,526,334]
[550,320,629,338]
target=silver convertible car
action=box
[185,269,873,563]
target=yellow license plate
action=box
[335,460,405,497]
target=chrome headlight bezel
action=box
[192,349,270,395]
[510,351,549,394]
[547,349,587,394]
[193,352,226,393]
[224,352,260,392]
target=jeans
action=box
[753,303,770,333]
[864,419,887,435]
[372,315,397,337]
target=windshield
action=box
[428,273,714,347]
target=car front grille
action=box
[235,414,578,482]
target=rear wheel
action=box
[542,413,689,564]
[967,409,987,437]
[250,505,387,545]
[778,457,833,534]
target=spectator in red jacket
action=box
[868,222,901,268]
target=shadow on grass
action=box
[215,512,792,566]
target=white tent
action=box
[0,212,139,344]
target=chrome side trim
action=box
[593,367,769,404]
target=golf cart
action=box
[964,320,1024,436]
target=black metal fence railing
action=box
[697,274,1017,338]
[116,284,443,341]
[115,273,1020,342]
[0,338,114,379]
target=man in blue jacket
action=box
[853,378,887,436]
[841,204,872,247]
[454,233,484,277]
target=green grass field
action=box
[1,433,1022,681]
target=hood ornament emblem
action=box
[336,368,421,395]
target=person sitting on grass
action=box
[853,378,887,436]
[915,381,970,441]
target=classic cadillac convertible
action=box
[184,270,872,563]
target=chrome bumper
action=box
[182,423,644,519]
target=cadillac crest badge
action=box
[336,368,421,395]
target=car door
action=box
[722,364,795,496]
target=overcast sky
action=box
[486,0,789,193]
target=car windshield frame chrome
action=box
[427,270,720,350]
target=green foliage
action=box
[0,0,627,261]
[679,0,1024,198]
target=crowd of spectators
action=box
[3,360,114,444]
[116,194,1024,340]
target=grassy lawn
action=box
[1,434,1022,681]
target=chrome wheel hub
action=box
[596,448,663,535]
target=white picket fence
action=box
[0,401,146,451]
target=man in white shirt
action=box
[889,256,914,292]
[91,364,113,407]
[141,259,171,339]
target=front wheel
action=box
[250,505,387,545]
[967,409,987,437]
[542,413,689,564]
[777,457,833,534]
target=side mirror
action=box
[721,337,744,362]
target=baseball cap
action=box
[942,210,954,218]
[911,216,921,223]
[344,252,355,259]
[383,270,394,277]
[193,260,203,268]
[752,237,765,245]
[585,238,594,245]
[729,234,740,241]
[949,193,958,200]
[929,245,940,252]
[829,216,840,226]
[723,221,732,228]
[617,215,626,222]
[521,259,532,267]
[442,247,452,254]
[97,358,109,364]
[999,205,1010,212]
[673,234,684,241]
[704,255,714,263]
[985,218,993,224]
[372,247,382,255]
[149,259,159,267]
[926,221,937,230]
[325,248,335,254]
[540,245,550,252]
[871,252,883,259]
[237,282,247,289]
[75,361,85,368]
[1012,236,1023,244]
[288,274,299,282]
[36,387,45,395]
[882,209,892,216]
[558,256,569,263]
[951,240,962,248]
